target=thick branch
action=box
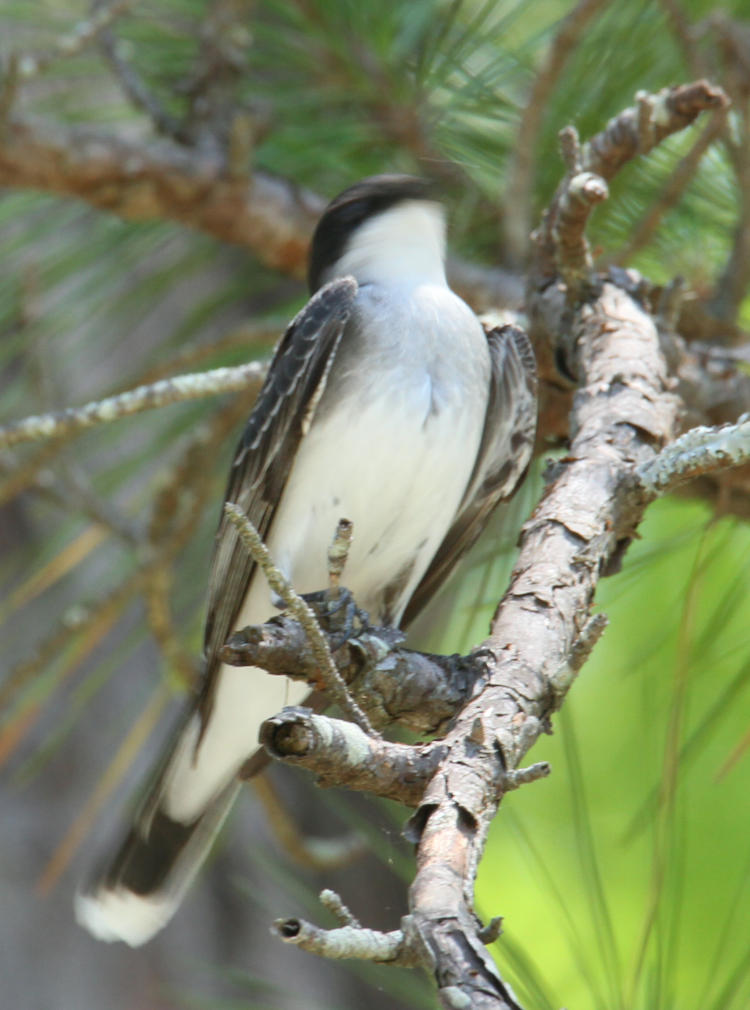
[0,119,322,276]
[402,82,728,1009]
[404,281,678,1010]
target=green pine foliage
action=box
[1,2,749,1008]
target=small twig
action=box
[637,414,750,496]
[0,52,20,134]
[16,0,138,80]
[96,9,183,140]
[553,169,609,300]
[273,893,423,967]
[501,761,551,791]
[636,90,656,152]
[327,517,353,595]
[273,915,416,965]
[477,917,504,945]
[558,125,582,172]
[0,361,264,449]
[532,80,730,283]
[223,504,378,736]
[319,889,361,928]
[583,80,729,181]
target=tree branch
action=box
[221,606,484,736]
[503,0,609,265]
[0,361,264,450]
[533,80,729,283]
[223,505,378,736]
[0,119,322,276]
[637,413,750,496]
[260,707,445,807]
[13,0,138,81]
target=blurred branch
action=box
[13,0,138,81]
[252,775,365,871]
[0,119,322,275]
[94,0,183,141]
[0,360,265,449]
[660,0,709,79]
[707,14,750,325]
[503,0,608,265]
[0,116,524,312]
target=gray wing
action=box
[201,276,358,686]
[402,323,537,627]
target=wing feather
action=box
[202,277,358,683]
[402,323,537,626]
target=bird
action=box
[75,174,537,947]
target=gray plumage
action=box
[75,175,537,946]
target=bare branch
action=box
[614,110,726,264]
[532,80,729,284]
[0,361,264,449]
[553,167,609,299]
[274,907,418,966]
[14,0,138,81]
[503,0,608,265]
[95,3,183,140]
[583,79,729,181]
[0,119,322,276]
[400,83,728,1009]
[221,609,483,736]
[637,413,750,496]
[261,707,445,806]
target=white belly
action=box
[165,282,490,821]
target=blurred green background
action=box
[1,1,749,1008]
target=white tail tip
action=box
[74,887,177,947]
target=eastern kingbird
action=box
[75,175,537,946]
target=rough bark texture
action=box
[3,55,748,1008]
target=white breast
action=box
[164,279,489,821]
[266,281,490,616]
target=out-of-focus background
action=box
[2,2,750,1008]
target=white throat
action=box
[330,199,447,287]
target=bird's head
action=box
[308,175,446,292]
